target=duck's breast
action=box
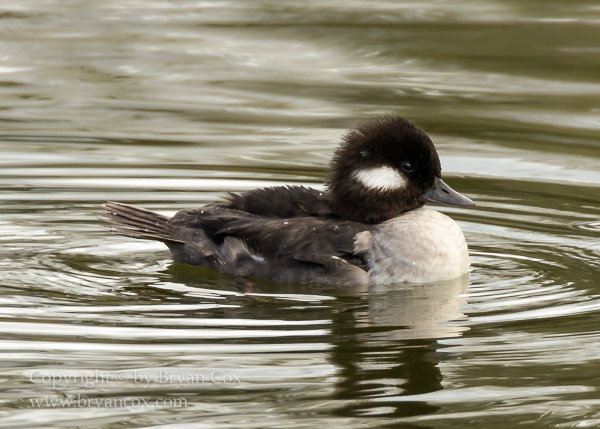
[356,207,469,284]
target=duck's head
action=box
[327,115,474,223]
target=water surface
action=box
[1,1,600,427]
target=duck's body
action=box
[102,116,473,285]
[356,208,469,284]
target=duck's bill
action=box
[421,177,475,207]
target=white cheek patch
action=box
[352,166,407,191]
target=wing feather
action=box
[216,216,372,267]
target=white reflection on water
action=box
[368,275,469,340]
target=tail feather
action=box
[100,202,184,244]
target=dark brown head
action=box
[327,115,473,223]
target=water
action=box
[2,1,600,427]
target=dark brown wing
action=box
[169,206,372,266]
[214,214,373,269]
[103,203,372,285]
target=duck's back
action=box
[356,208,469,284]
[222,186,333,218]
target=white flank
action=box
[353,166,407,191]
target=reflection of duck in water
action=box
[163,264,469,421]
[102,116,474,286]
[330,275,469,419]
[368,275,469,340]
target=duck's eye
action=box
[401,161,414,172]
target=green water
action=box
[1,1,600,427]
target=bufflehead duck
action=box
[102,116,474,285]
